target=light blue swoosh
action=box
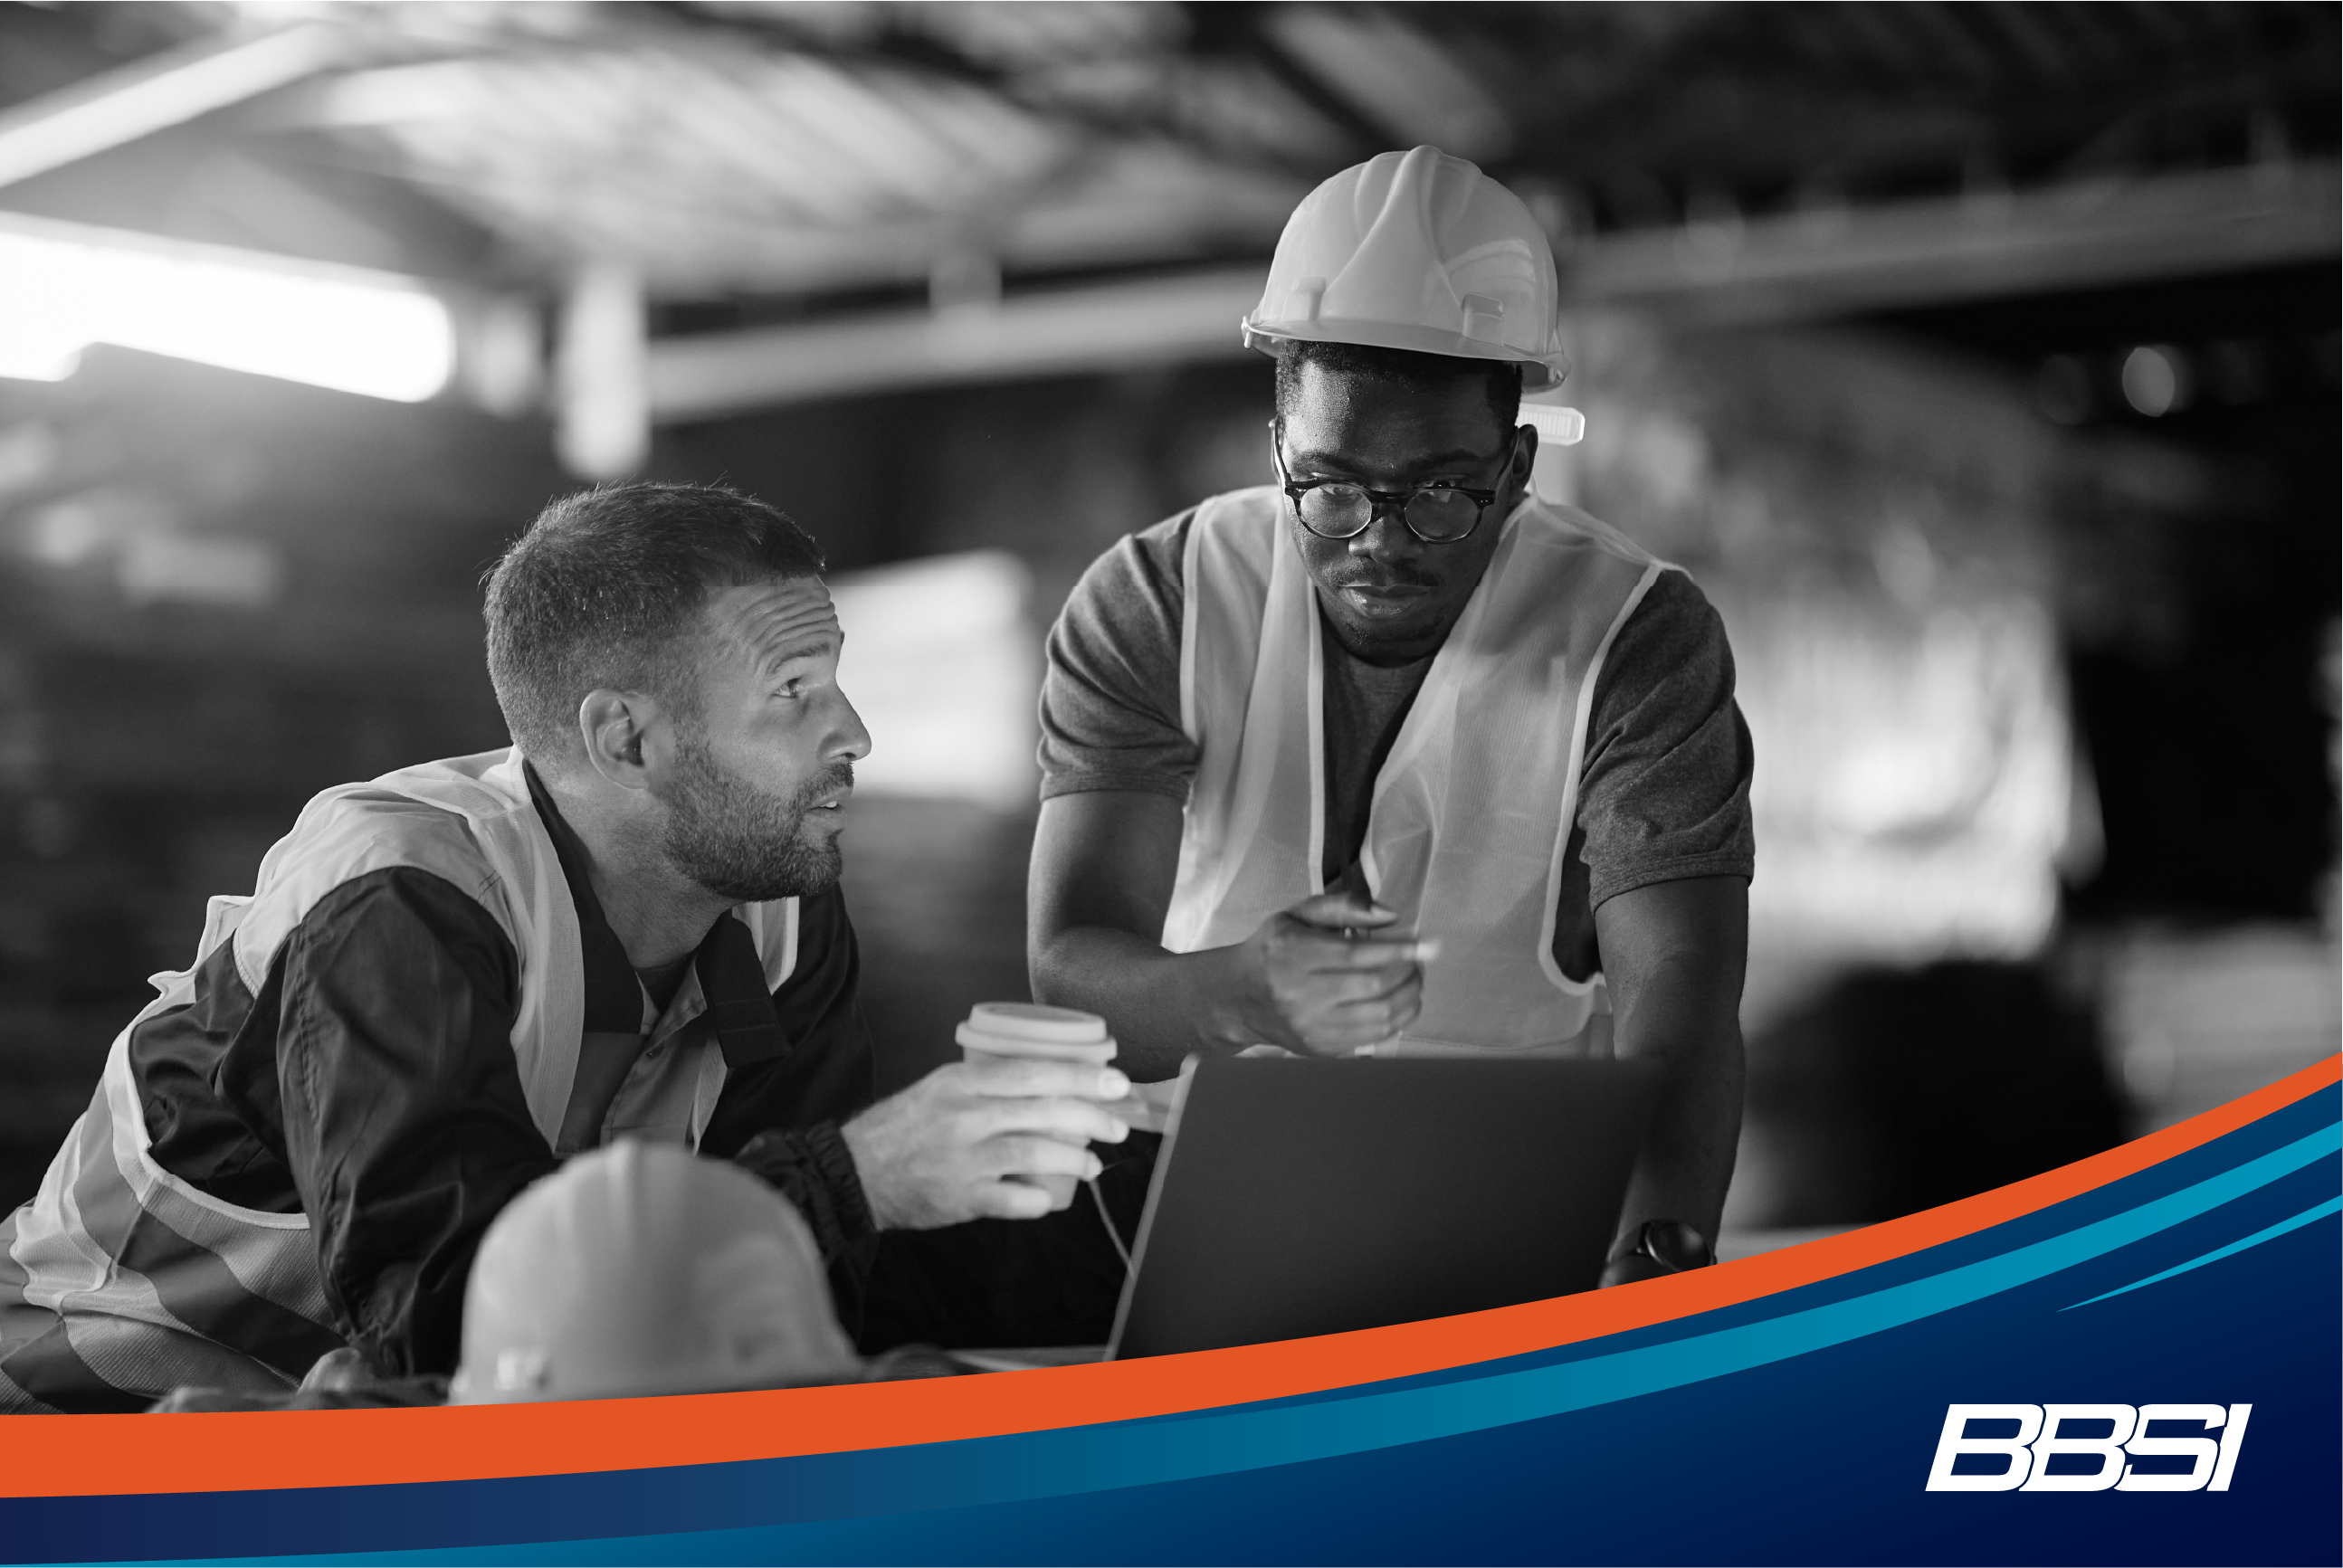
[2063,1193,2342,1308]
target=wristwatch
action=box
[1610,1220,1716,1275]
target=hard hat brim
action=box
[1243,318,1568,389]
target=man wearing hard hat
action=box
[1030,147,1753,1281]
[0,482,1133,1412]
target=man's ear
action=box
[576,689,662,791]
[1498,421,1539,508]
[1510,421,1540,482]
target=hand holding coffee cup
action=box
[957,1003,1128,1206]
[840,1044,1131,1230]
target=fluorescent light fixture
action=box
[0,214,454,402]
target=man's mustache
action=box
[792,761,855,807]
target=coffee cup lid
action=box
[964,1002,1108,1045]
[956,1022,1117,1061]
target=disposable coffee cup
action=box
[957,1003,1116,1207]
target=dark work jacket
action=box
[107,773,877,1383]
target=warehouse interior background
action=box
[0,0,2336,1248]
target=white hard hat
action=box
[1243,145,1569,389]
[451,1141,861,1404]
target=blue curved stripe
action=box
[929,1123,2342,1500]
[2062,1193,2342,1308]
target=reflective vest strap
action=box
[1167,487,1304,954]
[257,749,586,1146]
[0,1212,65,1413]
[1,1060,331,1408]
[735,898,802,993]
[98,1060,341,1371]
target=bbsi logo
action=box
[1926,1403,2251,1493]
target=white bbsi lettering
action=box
[2117,1404,2227,1492]
[2023,1403,2138,1491]
[1925,1403,2043,1491]
[2208,1403,2252,1492]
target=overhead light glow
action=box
[0,218,453,402]
[2119,345,2187,418]
[0,330,81,383]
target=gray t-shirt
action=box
[1038,507,1756,979]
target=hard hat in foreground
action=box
[452,1141,862,1403]
[1243,145,1569,388]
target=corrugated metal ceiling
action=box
[0,1,2332,303]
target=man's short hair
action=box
[1272,339,1523,434]
[484,482,824,765]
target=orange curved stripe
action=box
[5,1054,2332,1499]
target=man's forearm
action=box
[1590,877,1748,1255]
[1032,925,1253,1081]
[1611,962,1744,1243]
[1618,1026,1742,1244]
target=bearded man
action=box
[0,482,1131,1412]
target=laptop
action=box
[1091,1053,1663,1360]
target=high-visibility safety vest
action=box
[1164,486,1665,1057]
[0,749,800,1412]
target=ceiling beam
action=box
[643,160,2340,420]
[646,268,1269,421]
[1567,159,2340,326]
[0,24,346,192]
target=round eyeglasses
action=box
[1270,425,1512,545]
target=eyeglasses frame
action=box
[1267,418,1524,545]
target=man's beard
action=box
[657,733,851,904]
